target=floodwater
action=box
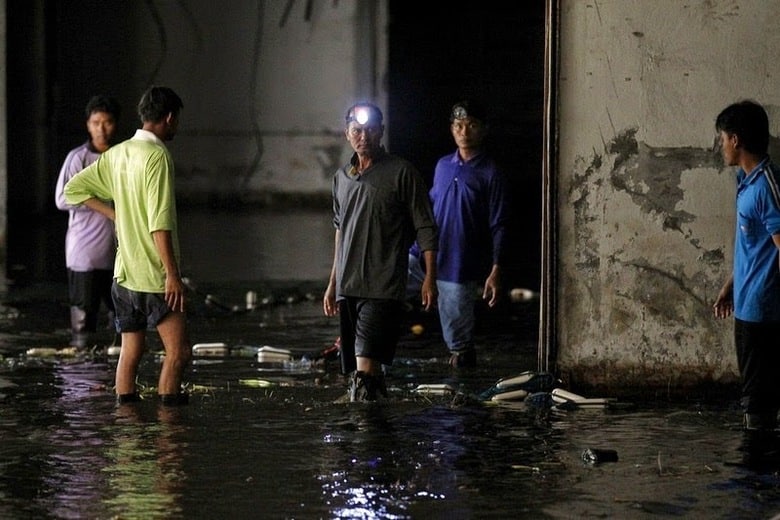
[2,209,780,519]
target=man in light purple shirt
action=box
[54,95,120,348]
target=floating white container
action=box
[550,387,586,402]
[256,346,292,363]
[551,387,615,408]
[413,383,456,395]
[491,388,529,401]
[192,342,229,357]
[494,371,535,390]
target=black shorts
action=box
[111,281,171,332]
[339,297,403,367]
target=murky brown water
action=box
[1,210,780,519]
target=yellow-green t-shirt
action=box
[64,129,179,293]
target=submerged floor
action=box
[3,207,780,518]
[0,279,779,519]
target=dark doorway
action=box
[386,3,545,291]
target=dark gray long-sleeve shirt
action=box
[333,150,438,301]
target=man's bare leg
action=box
[115,330,145,398]
[156,310,192,396]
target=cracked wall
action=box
[557,0,780,391]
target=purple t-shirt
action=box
[54,141,116,271]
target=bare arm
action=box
[420,249,438,311]
[483,264,501,308]
[152,230,185,312]
[323,229,340,316]
[713,270,734,319]
[81,197,116,221]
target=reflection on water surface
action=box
[0,286,778,519]
[1,207,779,518]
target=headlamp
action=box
[451,105,468,121]
[449,100,486,122]
[346,103,383,125]
[355,107,370,124]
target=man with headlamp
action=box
[323,102,438,402]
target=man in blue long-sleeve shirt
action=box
[409,99,511,368]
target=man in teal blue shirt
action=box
[713,100,780,431]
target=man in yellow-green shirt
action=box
[64,86,191,406]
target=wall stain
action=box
[563,128,734,387]
[608,130,721,244]
[569,153,603,272]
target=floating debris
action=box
[25,347,79,358]
[479,370,558,401]
[239,379,275,388]
[509,288,539,302]
[257,346,292,363]
[550,388,616,409]
[413,383,457,396]
[192,342,230,357]
[246,290,258,310]
[582,448,619,465]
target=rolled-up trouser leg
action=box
[70,306,88,348]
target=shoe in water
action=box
[160,392,190,406]
[116,392,142,405]
[448,349,476,368]
[349,371,388,402]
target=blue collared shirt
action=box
[734,157,780,322]
[421,150,510,283]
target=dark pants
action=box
[68,269,115,332]
[735,318,780,416]
[338,297,403,374]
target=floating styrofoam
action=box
[192,342,229,357]
[491,388,529,401]
[413,383,456,395]
[256,346,292,363]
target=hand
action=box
[483,277,500,308]
[713,281,733,319]
[323,284,338,316]
[165,275,186,312]
[482,266,501,308]
[713,297,733,319]
[421,277,438,311]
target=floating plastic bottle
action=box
[581,448,618,465]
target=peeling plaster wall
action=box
[557,0,780,391]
